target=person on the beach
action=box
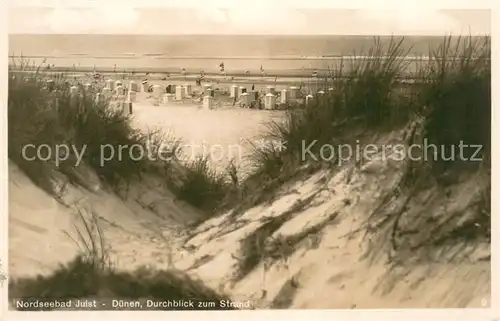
[252,84,255,91]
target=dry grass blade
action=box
[64,206,110,270]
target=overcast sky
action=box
[8,1,491,35]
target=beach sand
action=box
[109,78,289,172]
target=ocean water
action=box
[8,34,484,73]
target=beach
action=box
[9,34,468,77]
[7,31,491,310]
[131,99,286,173]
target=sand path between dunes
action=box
[129,88,286,176]
[9,94,490,309]
[131,103,285,171]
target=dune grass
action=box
[8,59,234,217]
[252,35,489,167]
[169,155,235,213]
[239,35,491,258]
[367,35,491,260]
[418,36,491,172]
[222,37,417,215]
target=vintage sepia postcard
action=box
[1,0,497,320]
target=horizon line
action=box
[8,32,491,36]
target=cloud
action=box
[193,7,308,33]
[355,9,462,34]
[224,8,308,33]
[44,6,139,33]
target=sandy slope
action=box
[8,161,201,277]
[175,159,490,308]
[8,89,490,309]
[8,154,490,308]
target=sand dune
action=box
[8,92,490,308]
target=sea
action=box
[8,34,486,75]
